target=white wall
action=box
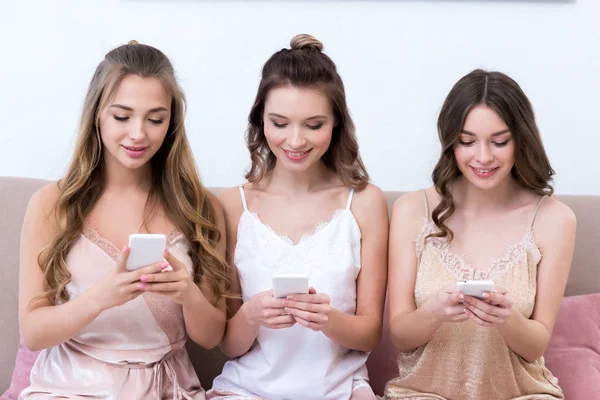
[1,0,598,194]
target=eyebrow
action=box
[461,129,510,137]
[109,104,168,113]
[267,113,328,121]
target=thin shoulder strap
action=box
[238,185,248,211]
[346,189,355,209]
[422,190,431,221]
[529,195,548,227]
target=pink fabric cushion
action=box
[1,339,39,400]
[544,293,600,399]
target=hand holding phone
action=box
[425,282,470,323]
[283,287,332,332]
[87,246,168,312]
[126,234,167,271]
[272,274,309,298]
[243,289,296,329]
[457,280,495,300]
[461,284,513,327]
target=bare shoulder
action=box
[206,190,222,209]
[217,185,246,236]
[218,186,244,215]
[21,181,62,245]
[351,184,388,239]
[391,188,431,220]
[205,190,225,221]
[535,196,577,240]
[352,183,388,219]
[389,188,434,238]
[353,183,387,208]
[27,182,61,223]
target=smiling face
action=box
[262,85,335,173]
[98,74,171,172]
[453,104,516,191]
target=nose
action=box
[128,118,146,142]
[288,125,307,149]
[476,142,494,165]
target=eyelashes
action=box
[272,121,324,130]
[459,140,509,147]
[113,116,164,125]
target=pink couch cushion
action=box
[0,340,39,400]
[544,293,600,399]
[368,294,600,397]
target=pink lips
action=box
[121,145,148,159]
[470,166,499,178]
[283,148,312,162]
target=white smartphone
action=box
[272,274,309,298]
[126,234,167,271]
[457,280,495,300]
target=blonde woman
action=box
[18,41,229,399]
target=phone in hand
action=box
[272,274,309,298]
[457,280,495,300]
[126,234,167,271]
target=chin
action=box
[118,157,151,170]
[464,170,511,191]
[281,161,311,173]
[276,154,318,172]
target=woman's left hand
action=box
[140,249,199,306]
[284,287,331,332]
[463,285,513,327]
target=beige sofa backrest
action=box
[0,177,598,389]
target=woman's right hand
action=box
[87,247,169,313]
[424,282,469,323]
[242,289,296,329]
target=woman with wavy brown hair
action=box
[207,34,388,400]
[18,41,229,399]
[384,69,576,400]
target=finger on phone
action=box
[267,315,295,326]
[116,247,130,272]
[138,260,170,276]
[442,282,459,293]
[164,249,181,271]
[123,260,169,282]
[264,297,287,309]
[449,291,463,304]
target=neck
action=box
[266,160,331,195]
[102,155,152,193]
[453,175,518,214]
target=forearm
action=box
[183,289,226,349]
[389,302,443,353]
[219,302,260,358]
[497,311,550,362]
[20,291,102,351]
[322,309,381,352]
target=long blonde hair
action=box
[37,41,230,306]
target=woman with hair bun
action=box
[208,34,388,400]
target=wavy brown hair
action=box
[245,34,369,189]
[430,69,555,241]
[37,41,230,306]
